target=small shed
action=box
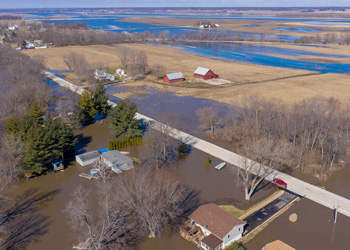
[194,67,218,80]
[163,72,185,83]
[76,150,100,166]
[51,158,64,171]
[100,150,134,174]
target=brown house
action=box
[163,72,185,83]
[194,67,218,80]
[188,203,246,250]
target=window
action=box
[238,228,240,231]
[228,235,230,238]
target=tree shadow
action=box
[250,180,272,198]
[0,188,60,250]
[74,133,92,154]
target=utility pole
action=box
[334,205,340,224]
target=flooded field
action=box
[106,85,235,137]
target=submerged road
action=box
[45,70,350,218]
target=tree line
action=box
[297,32,350,45]
[197,96,350,199]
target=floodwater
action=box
[246,198,350,250]
[275,27,321,33]
[106,85,234,137]
[168,41,350,74]
[12,119,276,250]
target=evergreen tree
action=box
[28,102,45,124]
[94,83,110,116]
[77,88,96,124]
[4,115,21,136]
[109,99,142,139]
[45,117,77,156]
[22,125,52,174]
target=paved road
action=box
[45,71,350,218]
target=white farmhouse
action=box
[8,24,19,30]
[189,203,246,250]
[94,69,115,81]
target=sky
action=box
[1,0,350,9]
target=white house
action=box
[94,69,115,81]
[189,203,246,250]
[8,24,19,30]
[100,150,133,174]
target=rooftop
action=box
[76,150,100,162]
[189,203,245,239]
[166,72,184,80]
[194,66,210,76]
[101,150,132,166]
[201,234,223,249]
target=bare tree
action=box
[145,113,180,169]
[196,106,219,136]
[152,64,166,80]
[118,47,137,70]
[65,183,137,250]
[117,168,191,238]
[136,51,148,76]
[235,137,288,200]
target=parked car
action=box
[273,178,287,187]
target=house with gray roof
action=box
[100,150,134,174]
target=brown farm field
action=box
[23,43,350,105]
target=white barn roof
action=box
[166,72,184,80]
[194,67,210,76]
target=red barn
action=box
[163,72,185,83]
[194,67,218,80]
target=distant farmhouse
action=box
[94,69,115,81]
[181,203,246,250]
[75,149,133,174]
[163,72,185,83]
[194,67,218,80]
[8,24,18,30]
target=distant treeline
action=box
[297,33,350,45]
[0,15,21,20]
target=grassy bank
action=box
[220,191,282,218]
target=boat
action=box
[89,168,100,175]
[215,162,226,170]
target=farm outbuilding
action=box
[75,150,100,166]
[194,67,218,80]
[163,72,185,83]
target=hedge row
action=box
[109,137,143,150]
